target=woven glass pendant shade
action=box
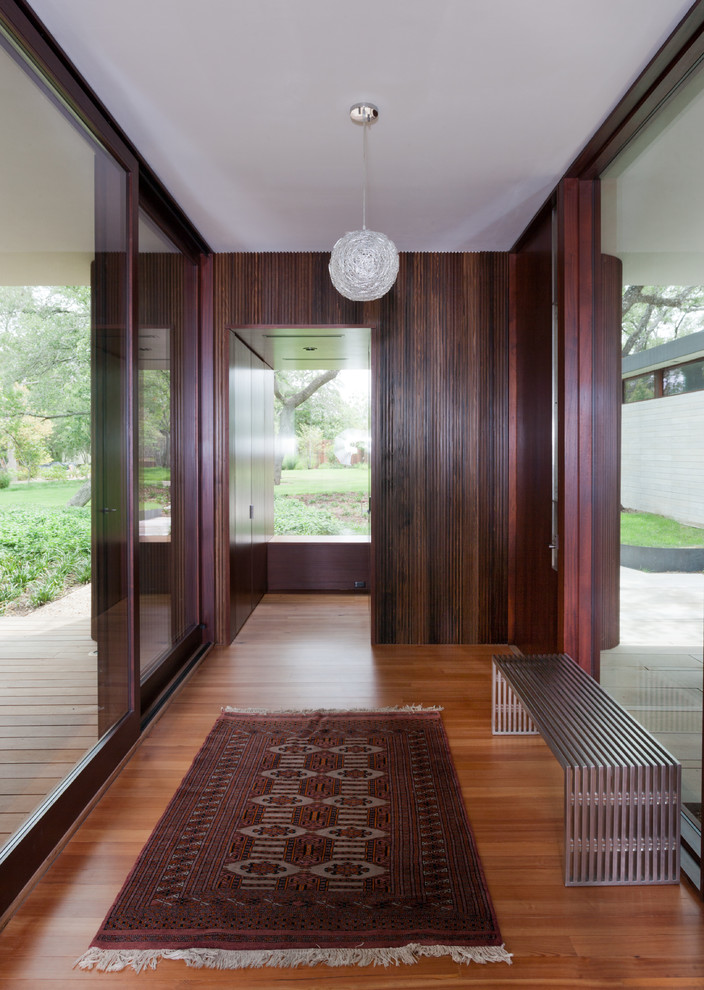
[329,103,398,302]
[329,227,399,302]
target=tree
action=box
[0,285,91,462]
[2,412,53,481]
[140,369,171,467]
[621,285,704,355]
[273,371,339,484]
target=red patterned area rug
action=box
[77,707,511,972]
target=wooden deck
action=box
[0,593,702,988]
[0,609,97,846]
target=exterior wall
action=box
[621,390,704,527]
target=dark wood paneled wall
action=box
[508,208,558,653]
[371,252,508,644]
[268,541,371,593]
[213,252,509,645]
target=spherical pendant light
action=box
[329,103,399,302]
[329,227,399,302]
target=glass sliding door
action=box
[137,210,200,718]
[0,21,134,910]
[601,60,704,890]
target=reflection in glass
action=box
[137,212,198,681]
[663,359,704,396]
[0,30,129,848]
[601,58,704,881]
[623,373,655,403]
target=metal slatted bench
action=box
[491,653,681,886]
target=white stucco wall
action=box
[621,390,704,528]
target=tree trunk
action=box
[67,478,91,507]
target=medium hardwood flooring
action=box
[0,593,702,988]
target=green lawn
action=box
[275,467,370,536]
[621,511,704,548]
[0,479,86,509]
[142,467,170,483]
[277,466,369,496]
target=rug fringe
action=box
[221,704,444,714]
[75,942,511,972]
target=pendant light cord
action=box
[362,118,368,230]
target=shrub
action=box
[0,470,10,490]
[41,464,68,481]
[0,506,91,612]
[274,496,344,536]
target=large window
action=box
[274,369,371,538]
[0,22,132,889]
[601,57,704,889]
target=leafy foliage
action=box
[0,285,91,463]
[2,400,53,480]
[0,506,91,612]
[273,495,344,536]
[140,369,171,467]
[273,370,369,483]
[622,285,704,355]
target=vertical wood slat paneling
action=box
[508,208,559,653]
[371,253,508,644]
[214,252,509,645]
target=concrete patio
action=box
[601,566,703,819]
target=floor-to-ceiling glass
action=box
[0,26,131,856]
[601,61,704,889]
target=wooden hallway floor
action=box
[0,593,702,988]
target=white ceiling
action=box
[237,326,370,371]
[23,0,697,253]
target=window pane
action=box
[601,57,704,880]
[623,373,654,402]
[0,31,129,848]
[274,369,371,537]
[663,359,704,396]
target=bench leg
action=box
[492,661,538,735]
[565,764,681,885]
